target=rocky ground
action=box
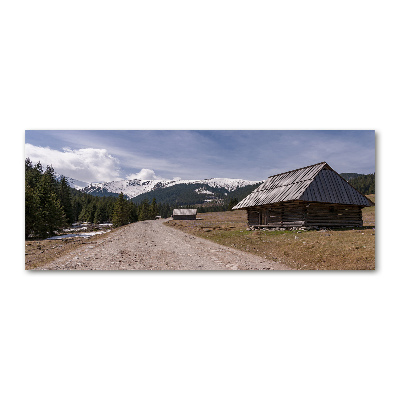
[31,219,291,271]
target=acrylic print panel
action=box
[25,130,375,270]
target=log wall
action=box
[172,215,197,220]
[305,203,362,227]
[247,201,363,228]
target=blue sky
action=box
[25,130,375,183]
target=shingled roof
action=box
[233,162,374,209]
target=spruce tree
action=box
[128,202,138,223]
[79,195,96,222]
[25,158,42,188]
[25,182,41,239]
[94,200,108,224]
[150,198,158,219]
[138,198,151,221]
[112,193,129,227]
[37,171,66,236]
[59,176,73,224]
[71,195,83,222]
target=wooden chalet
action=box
[233,162,374,228]
[172,209,197,220]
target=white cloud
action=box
[25,144,121,183]
[126,169,163,181]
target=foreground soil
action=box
[27,220,290,270]
[164,196,375,271]
[25,232,112,270]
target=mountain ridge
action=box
[76,177,263,200]
[63,172,374,206]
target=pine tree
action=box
[112,193,129,227]
[25,182,41,239]
[149,198,158,219]
[71,195,83,222]
[25,158,42,188]
[37,172,66,236]
[79,195,96,222]
[138,198,151,221]
[128,202,138,223]
[94,200,108,224]
[43,165,58,193]
[106,198,115,222]
[59,176,74,224]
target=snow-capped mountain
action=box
[67,177,91,190]
[80,177,262,199]
[53,173,89,191]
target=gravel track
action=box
[36,220,291,271]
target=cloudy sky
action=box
[25,130,375,183]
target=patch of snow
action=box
[63,227,88,232]
[194,187,214,195]
[46,230,111,240]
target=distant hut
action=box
[233,162,374,228]
[172,209,197,220]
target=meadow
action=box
[164,195,375,270]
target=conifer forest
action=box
[25,158,239,239]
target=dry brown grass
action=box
[164,196,375,270]
[25,230,115,270]
[362,194,375,226]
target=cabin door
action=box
[259,210,265,225]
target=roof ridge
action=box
[262,177,314,189]
[267,161,328,178]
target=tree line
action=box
[347,173,375,195]
[25,158,244,239]
[25,159,173,239]
[132,182,260,206]
[25,159,69,239]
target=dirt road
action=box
[35,220,291,270]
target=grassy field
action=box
[164,195,375,270]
